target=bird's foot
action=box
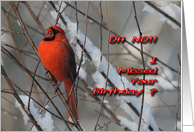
[54,82,61,93]
[45,70,50,76]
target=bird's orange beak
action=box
[46,27,53,32]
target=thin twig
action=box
[1,95,21,112]
[74,2,90,105]
[132,2,146,131]
[37,2,44,19]
[55,1,63,26]
[15,1,19,9]
[94,2,110,130]
[175,53,181,130]
[90,1,107,26]
[99,1,103,63]
[1,46,48,81]
[1,29,25,35]
[1,7,44,36]
[23,1,46,35]
[75,1,79,33]
[34,8,53,26]
[144,1,181,28]
[1,23,15,35]
[1,42,37,56]
[27,61,40,111]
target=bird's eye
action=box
[54,30,58,34]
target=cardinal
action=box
[38,26,79,125]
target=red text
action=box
[109,36,125,43]
[131,78,158,85]
[118,67,158,74]
[131,36,157,43]
[93,88,143,96]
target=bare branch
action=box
[132,1,146,131]
[144,1,181,28]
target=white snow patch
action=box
[103,99,111,118]
[77,66,87,81]
[15,95,54,131]
[174,120,181,131]
[143,2,181,29]
[16,20,21,27]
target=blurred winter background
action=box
[1,1,181,131]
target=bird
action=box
[38,26,79,126]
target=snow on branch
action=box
[143,2,181,29]
[15,95,54,131]
[50,1,158,131]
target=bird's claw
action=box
[45,70,49,76]
[54,82,61,93]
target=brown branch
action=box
[37,2,44,19]
[9,2,39,55]
[34,8,53,26]
[1,29,25,35]
[132,2,146,131]
[27,61,40,111]
[23,1,46,35]
[94,2,110,131]
[144,1,181,28]
[54,2,69,26]
[74,2,90,107]
[1,23,15,35]
[175,53,181,130]
[99,1,103,62]
[75,1,79,33]
[1,7,44,36]
[55,1,63,26]
[1,95,21,112]
[49,1,67,25]
[1,46,48,81]
[1,42,37,56]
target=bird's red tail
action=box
[64,78,79,126]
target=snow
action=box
[15,95,54,131]
[142,2,181,29]
[77,66,87,81]
[44,4,47,8]
[117,115,138,131]
[16,20,21,27]
[1,57,3,65]
[174,120,181,131]
[14,116,18,120]
[3,111,7,115]
[103,99,111,118]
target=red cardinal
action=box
[38,26,79,125]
